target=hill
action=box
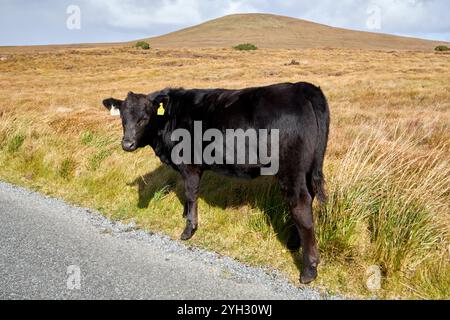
[2,13,447,52]
[145,13,446,50]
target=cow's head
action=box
[103,91,169,152]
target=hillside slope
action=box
[146,13,446,50]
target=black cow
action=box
[103,82,330,284]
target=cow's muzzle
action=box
[122,139,137,152]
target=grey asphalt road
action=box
[0,181,329,300]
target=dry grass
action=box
[0,45,449,299]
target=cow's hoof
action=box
[286,232,301,251]
[180,226,197,241]
[300,265,317,284]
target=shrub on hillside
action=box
[233,43,258,51]
[435,45,449,52]
[136,41,150,50]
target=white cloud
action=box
[372,0,450,33]
[84,0,260,29]
[221,0,259,16]
[86,0,203,28]
[0,0,449,45]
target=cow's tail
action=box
[302,83,330,204]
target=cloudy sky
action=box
[1,0,449,46]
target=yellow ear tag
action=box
[157,102,165,116]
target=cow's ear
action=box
[103,98,123,111]
[147,91,170,108]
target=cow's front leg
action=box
[180,166,203,240]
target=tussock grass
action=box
[318,128,449,297]
[7,133,26,153]
[0,46,449,298]
[58,157,77,180]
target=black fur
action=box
[103,82,330,284]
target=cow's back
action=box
[200,83,323,134]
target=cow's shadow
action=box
[129,164,303,275]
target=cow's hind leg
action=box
[286,171,316,251]
[180,166,202,240]
[279,172,319,284]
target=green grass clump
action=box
[7,133,26,153]
[136,41,150,50]
[58,158,77,180]
[80,130,94,145]
[80,130,115,148]
[435,45,449,52]
[89,150,112,171]
[233,43,258,51]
